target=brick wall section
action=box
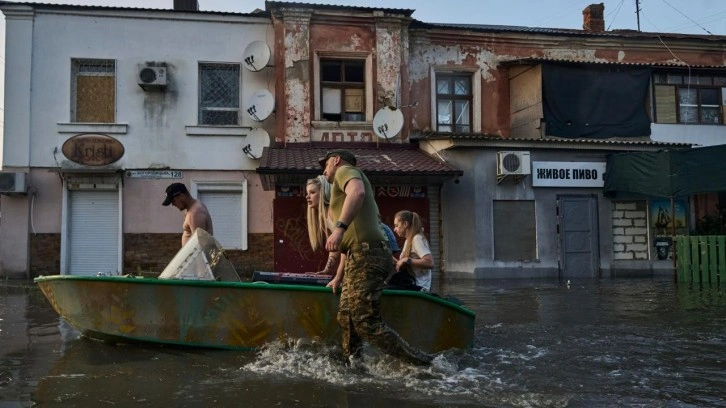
[123,233,274,280]
[123,233,181,275]
[26,233,274,279]
[29,234,61,277]
[612,201,649,260]
[226,233,274,280]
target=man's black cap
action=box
[162,183,189,206]
[318,149,357,168]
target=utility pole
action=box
[635,0,641,31]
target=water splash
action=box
[237,338,566,406]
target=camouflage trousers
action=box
[338,245,432,366]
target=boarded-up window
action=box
[493,200,537,261]
[654,85,677,124]
[72,59,115,123]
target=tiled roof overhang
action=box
[256,144,462,191]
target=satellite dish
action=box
[242,40,271,72]
[372,106,404,139]
[243,128,270,160]
[246,89,274,122]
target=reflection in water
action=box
[1,278,725,407]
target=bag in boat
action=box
[158,229,241,281]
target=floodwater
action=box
[1,277,725,408]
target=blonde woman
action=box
[392,210,434,292]
[305,176,345,292]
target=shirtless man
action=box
[162,183,214,246]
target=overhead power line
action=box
[660,0,714,35]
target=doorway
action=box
[558,195,599,278]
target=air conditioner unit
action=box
[497,151,531,176]
[0,172,28,194]
[138,66,167,89]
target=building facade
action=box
[2,2,726,280]
[0,3,277,278]
[408,4,726,278]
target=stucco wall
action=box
[9,10,273,171]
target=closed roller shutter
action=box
[198,191,244,249]
[68,190,119,276]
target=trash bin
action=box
[654,238,671,260]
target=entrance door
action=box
[66,189,120,276]
[558,195,599,278]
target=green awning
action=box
[604,144,726,198]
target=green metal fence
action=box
[675,236,725,286]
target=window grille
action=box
[199,63,240,125]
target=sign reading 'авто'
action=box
[532,161,606,188]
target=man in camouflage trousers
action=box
[320,149,432,366]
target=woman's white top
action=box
[404,234,432,291]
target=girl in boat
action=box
[306,176,345,292]
[389,210,434,292]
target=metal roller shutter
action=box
[198,191,244,249]
[68,190,119,276]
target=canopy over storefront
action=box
[604,144,726,198]
[256,145,462,190]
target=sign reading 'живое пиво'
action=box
[531,161,606,188]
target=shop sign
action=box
[532,161,606,188]
[62,134,124,166]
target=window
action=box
[320,59,365,121]
[71,59,115,123]
[199,63,240,125]
[196,182,248,250]
[654,72,726,125]
[493,200,537,261]
[436,73,472,132]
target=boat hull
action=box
[35,275,475,353]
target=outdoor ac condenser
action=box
[497,151,531,176]
[138,66,167,90]
[0,172,28,194]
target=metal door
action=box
[558,195,599,278]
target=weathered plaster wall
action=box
[408,36,510,136]
[280,11,312,143]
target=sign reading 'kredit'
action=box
[532,161,606,188]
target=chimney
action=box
[582,3,605,32]
[174,0,199,11]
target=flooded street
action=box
[1,277,725,407]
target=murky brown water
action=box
[1,277,725,407]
